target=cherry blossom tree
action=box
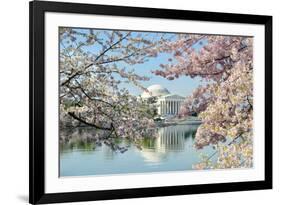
[59,27,254,168]
[153,34,253,169]
[59,28,160,151]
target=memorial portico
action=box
[158,94,184,115]
[141,84,185,116]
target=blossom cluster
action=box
[153,34,253,169]
[59,28,158,151]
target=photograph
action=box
[28,1,273,203]
[59,27,254,177]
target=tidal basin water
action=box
[60,124,216,176]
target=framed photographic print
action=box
[29,0,272,204]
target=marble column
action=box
[169,101,171,114]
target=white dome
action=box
[141,84,170,98]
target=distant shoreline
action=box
[155,116,202,127]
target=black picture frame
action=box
[29,0,272,204]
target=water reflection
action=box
[139,125,198,163]
[60,124,215,176]
[156,125,197,151]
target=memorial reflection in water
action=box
[138,125,198,163]
[59,123,215,176]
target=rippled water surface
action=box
[60,124,216,176]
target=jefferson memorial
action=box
[141,84,185,116]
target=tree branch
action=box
[68,112,112,131]
[60,33,131,87]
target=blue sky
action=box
[61,28,205,98]
[117,52,203,97]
